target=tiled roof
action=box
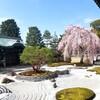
[0,37,24,47]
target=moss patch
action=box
[74,63,92,67]
[88,67,100,74]
[48,62,92,67]
[48,62,69,67]
[56,87,95,100]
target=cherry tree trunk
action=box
[80,54,84,64]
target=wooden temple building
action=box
[0,37,25,67]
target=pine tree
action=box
[0,19,20,38]
[26,26,44,47]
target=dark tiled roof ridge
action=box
[0,36,21,40]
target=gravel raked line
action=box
[3,80,54,100]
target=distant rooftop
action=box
[0,37,24,47]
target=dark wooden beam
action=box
[94,0,100,8]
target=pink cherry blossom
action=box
[58,25,100,64]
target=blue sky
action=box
[0,0,99,42]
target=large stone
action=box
[2,78,15,84]
[53,82,57,88]
[6,71,17,76]
[50,78,56,82]
[55,69,70,75]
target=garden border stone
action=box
[16,72,58,82]
[16,69,70,82]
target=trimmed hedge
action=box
[56,87,95,100]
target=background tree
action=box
[20,46,53,72]
[0,19,20,38]
[26,26,44,47]
[90,19,100,38]
[50,32,59,50]
[58,25,100,64]
[43,30,52,48]
[58,34,64,43]
[50,33,63,62]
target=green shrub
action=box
[20,46,53,72]
[56,87,95,100]
[51,50,63,63]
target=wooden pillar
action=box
[3,55,6,67]
[3,49,6,67]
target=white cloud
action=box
[84,18,94,24]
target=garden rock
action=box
[6,71,17,76]
[40,68,45,71]
[16,72,58,82]
[50,78,56,82]
[53,82,57,88]
[55,69,69,75]
[2,78,15,84]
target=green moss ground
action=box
[48,62,92,67]
[56,87,95,100]
[48,62,69,67]
[88,67,100,74]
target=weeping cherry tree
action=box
[58,25,100,64]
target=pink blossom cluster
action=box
[58,25,100,64]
